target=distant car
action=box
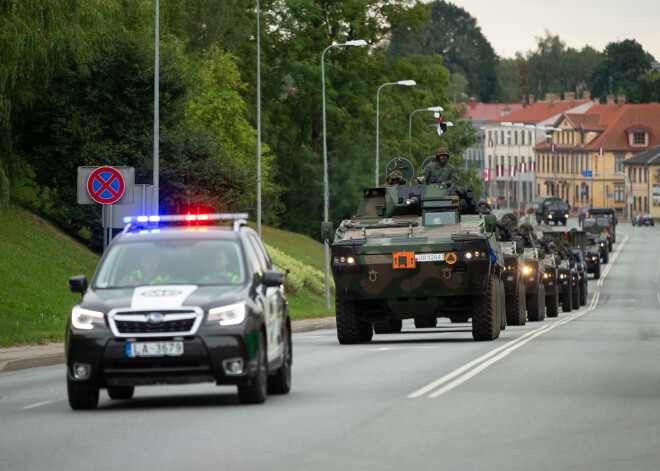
[66,213,291,410]
[632,214,655,226]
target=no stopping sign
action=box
[87,167,125,204]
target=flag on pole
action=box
[528,161,536,172]
[519,162,526,174]
[488,139,494,148]
[599,147,604,156]
[509,166,516,177]
[496,165,504,177]
[483,169,491,181]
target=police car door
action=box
[246,235,283,363]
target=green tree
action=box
[388,0,498,103]
[591,39,654,101]
[626,71,660,103]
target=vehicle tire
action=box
[562,284,573,312]
[238,332,268,404]
[67,377,99,410]
[374,319,403,334]
[580,280,587,306]
[107,385,134,400]
[360,321,374,342]
[506,279,527,326]
[336,297,362,344]
[602,249,609,264]
[268,327,291,395]
[546,285,559,318]
[572,282,580,310]
[608,240,613,252]
[472,274,500,341]
[562,219,567,226]
[594,263,601,279]
[527,284,545,322]
[414,317,437,328]
[499,278,507,331]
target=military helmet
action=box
[519,222,533,232]
[502,212,519,227]
[435,147,450,157]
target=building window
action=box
[633,132,646,145]
[615,156,624,173]
[615,185,624,203]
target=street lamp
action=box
[376,80,416,186]
[153,0,160,215]
[321,39,367,310]
[408,106,443,155]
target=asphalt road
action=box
[2,223,660,470]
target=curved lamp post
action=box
[376,80,416,186]
[408,107,443,155]
[321,39,367,309]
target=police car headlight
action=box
[71,306,105,330]
[208,302,246,326]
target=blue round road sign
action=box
[87,167,125,204]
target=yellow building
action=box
[535,100,660,219]
[623,145,660,219]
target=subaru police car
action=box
[66,213,291,409]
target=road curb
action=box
[0,316,337,373]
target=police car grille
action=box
[115,318,196,334]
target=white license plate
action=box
[415,253,445,262]
[126,341,184,357]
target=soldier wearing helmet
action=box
[501,212,519,229]
[417,147,458,186]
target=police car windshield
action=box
[94,240,246,288]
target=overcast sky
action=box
[440,0,659,61]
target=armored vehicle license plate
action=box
[126,341,184,357]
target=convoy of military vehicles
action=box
[321,147,612,345]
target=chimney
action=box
[545,93,556,108]
[529,94,535,105]
[468,97,475,106]
[565,92,575,108]
[606,95,615,105]
[582,90,591,101]
[617,94,626,105]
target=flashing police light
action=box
[121,213,249,234]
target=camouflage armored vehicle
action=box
[542,233,576,312]
[322,157,506,343]
[518,223,546,322]
[496,214,527,326]
[536,239,560,318]
[582,217,612,260]
[584,234,602,279]
[563,230,589,307]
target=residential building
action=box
[622,145,660,218]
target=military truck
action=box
[322,157,506,343]
[586,207,617,243]
[583,216,613,255]
[533,196,564,225]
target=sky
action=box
[441,0,660,61]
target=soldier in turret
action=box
[417,147,458,186]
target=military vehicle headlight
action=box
[335,256,356,265]
[600,242,605,247]
[543,273,549,279]
[208,303,246,326]
[521,265,532,275]
[71,306,105,330]
[564,213,569,218]
[548,214,553,218]
[592,256,598,261]
[560,273,567,279]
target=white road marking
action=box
[23,398,67,410]
[597,232,628,286]
[657,293,660,306]
[409,290,602,399]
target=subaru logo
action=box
[141,289,182,297]
[146,313,165,324]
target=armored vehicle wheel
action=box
[472,274,500,341]
[527,284,546,322]
[107,385,134,400]
[594,264,601,279]
[608,240,613,252]
[498,278,507,331]
[572,283,580,310]
[602,249,609,264]
[336,298,363,344]
[67,377,99,410]
[360,321,374,342]
[506,279,527,326]
[414,317,437,328]
[546,286,559,318]
[580,280,587,306]
[562,285,573,312]
[374,319,403,334]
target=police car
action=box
[66,213,291,409]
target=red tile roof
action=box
[460,102,524,121]
[490,100,591,125]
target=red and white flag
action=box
[528,161,536,172]
[509,166,516,177]
[496,165,504,177]
[483,169,491,181]
[551,143,556,153]
[488,139,494,148]
[599,147,604,156]
[519,162,526,174]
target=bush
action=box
[265,243,333,295]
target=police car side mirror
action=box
[263,270,285,288]
[321,222,334,244]
[68,275,87,294]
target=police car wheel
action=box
[268,328,292,395]
[238,332,268,404]
[67,377,99,410]
[107,385,134,400]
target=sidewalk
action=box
[0,317,337,373]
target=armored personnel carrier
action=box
[322,157,506,343]
[496,215,527,326]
